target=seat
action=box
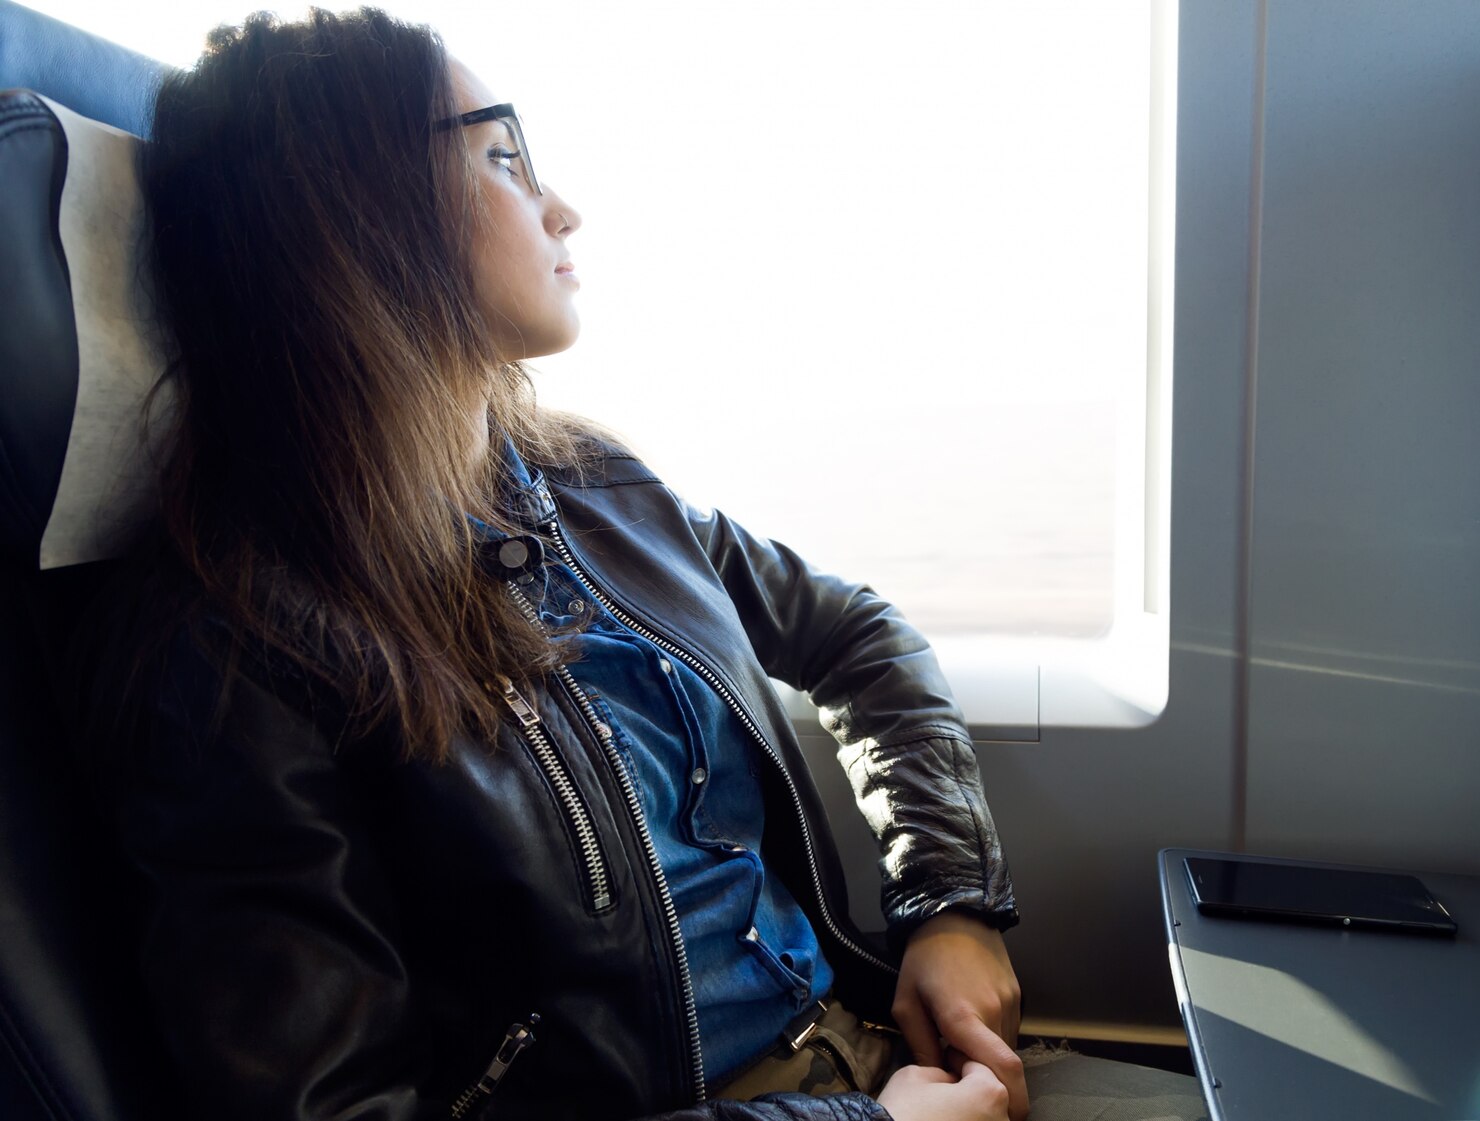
[0,3,186,1118]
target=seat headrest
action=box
[0,90,173,570]
[0,0,166,138]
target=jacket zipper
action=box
[507,580,707,1101]
[494,673,612,912]
[543,520,897,980]
[554,664,707,1101]
[449,1014,540,1120]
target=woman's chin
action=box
[519,325,582,362]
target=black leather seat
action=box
[0,3,186,1118]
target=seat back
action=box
[0,4,185,1118]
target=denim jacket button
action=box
[498,539,530,568]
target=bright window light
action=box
[39,0,1176,723]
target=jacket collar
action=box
[494,436,558,530]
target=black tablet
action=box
[1184,856,1458,935]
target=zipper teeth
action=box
[545,522,897,978]
[509,574,706,1099]
[503,586,612,912]
[522,718,613,911]
[555,664,706,1101]
[448,1086,479,1120]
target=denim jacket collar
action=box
[472,437,558,540]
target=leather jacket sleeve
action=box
[658,1099,888,1121]
[113,630,426,1119]
[684,503,1019,938]
[113,628,895,1121]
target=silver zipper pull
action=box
[449,1014,540,1119]
[496,675,541,728]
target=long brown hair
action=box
[141,7,590,761]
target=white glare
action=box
[35,1,1151,636]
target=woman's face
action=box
[452,62,582,360]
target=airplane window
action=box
[41,0,1175,724]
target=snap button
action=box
[568,600,586,615]
[690,767,707,785]
[490,534,544,579]
[659,659,673,674]
[497,539,530,569]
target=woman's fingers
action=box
[937,1013,1027,1121]
[876,1062,1011,1121]
[959,1061,1013,1119]
[892,990,946,1069]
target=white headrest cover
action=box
[38,94,173,569]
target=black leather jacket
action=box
[112,445,1018,1121]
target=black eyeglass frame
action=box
[434,102,542,196]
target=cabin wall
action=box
[1242,0,1480,871]
[801,0,1480,1038]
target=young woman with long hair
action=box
[107,8,1208,1121]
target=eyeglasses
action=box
[435,102,542,196]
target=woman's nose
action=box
[546,192,582,236]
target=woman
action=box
[108,7,1205,1121]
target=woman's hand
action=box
[876,1060,1011,1121]
[891,911,1027,1121]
